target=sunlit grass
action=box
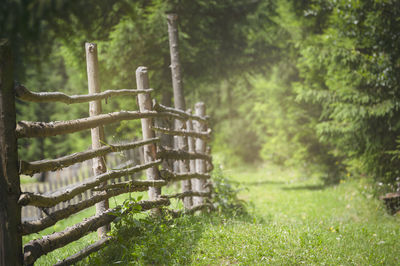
[31,164,400,265]
[188,164,400,265]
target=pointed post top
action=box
[85,42,97,54]
[136,66,149,90]
[136,66,148,75]
[167,13,178,22]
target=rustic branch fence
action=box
[0,38,213,265]
[20,146,143,223]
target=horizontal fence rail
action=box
[152,126,211,140]
[157,148,213,165]
[15,83,153,104]
[20,138,159,176]
[16,111,183,138]
[91,179,167,191]
[161,190,211,199]
[160,169,211,181]
[153,101,209,123]
[53,236,112,266]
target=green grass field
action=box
[31,163,399,265]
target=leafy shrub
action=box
[211,166,248,217]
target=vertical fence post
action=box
[155,116,173,173]
[136,67,162,207]
[186,110,196,174]
[0,39,22,265]
[193,102,207,206]
[85,42,109,238]
[167,13,192,208]
[186,110,198,201]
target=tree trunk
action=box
[167,13,192,208]
[167,14,185,111]
[0,39,22,265]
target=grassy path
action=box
[195,165,400,265]
[34,164,400,265]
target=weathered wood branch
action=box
[19,138,159,176]
[23,198,170,265]
[160,169,211,182]
[14,83,153,104]
[183,203,213,214]
[157,148,212,163]
[92,179,167,191]
[18,160,161,207]
[86,41,110,237]
[168,203,213,218]
[153,101,208,123]
[54,237,112,266]
[21,184,159,235]
[161,190,211,199]
[16,111,182,138]
[193,102,208,206]
[152,126,211,140]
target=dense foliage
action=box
[296,0,400,184]
[215,0,400,185]
[2,0,400,186]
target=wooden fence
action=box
[0,41,213,265]
[20,147,143,222]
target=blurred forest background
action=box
[1,0,400,186]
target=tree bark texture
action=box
[15,83,152,104]
[136,67,162,202]
[167,14,185,111]
[0,39,23,266]
[86,42,109,238]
